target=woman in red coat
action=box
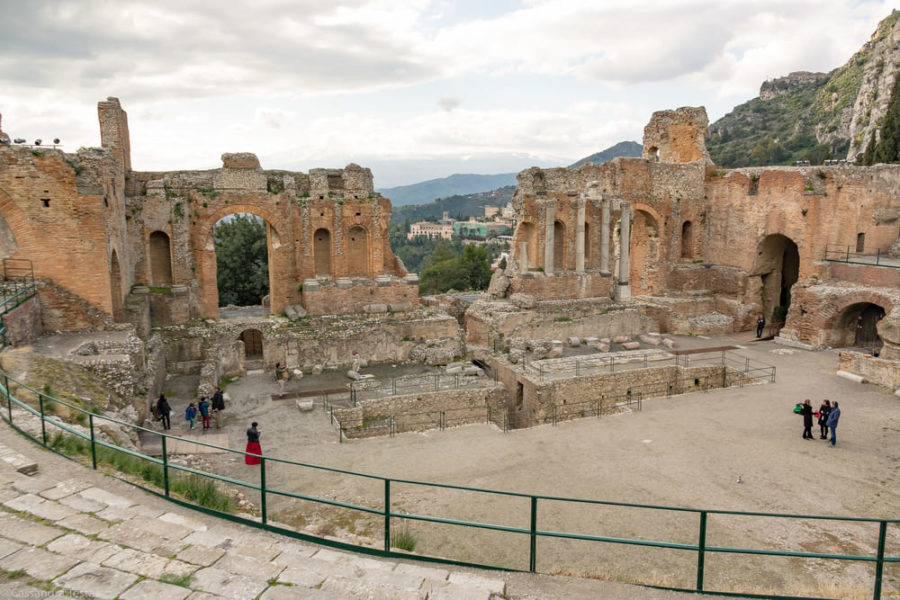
[245,422,262,465]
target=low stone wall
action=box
[839,351,900,390]
[334,384,507,439]
[302,277,419,316]
[826,262,900,289]
[2,296,43,346]
[508,271,613,300]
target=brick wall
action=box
[839,351,900,390]
[2,296,43,346]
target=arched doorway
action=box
[347,226,368,277]
[149,231,173,285]
[752,234,799,321]
[553,221,565,270]
[239,328,263,358]
[314,228,332,277]
[109,250,125,322]
[213,214,270,310]
[837,303,886,351]
[681,221,693,259]
[629,209,661,294]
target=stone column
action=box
[518,241,529,271]
[600,197,611,275]
[544,203,555,275]
[575,196,586,273]
[616,201,632,301]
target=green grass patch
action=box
[159,572,195,587]
[391,527,418,552]
[554,316,572,322]
[218,375,238,389]
[148,287,171,294]
[4,568,27,579]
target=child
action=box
[198,397,211,430]
[185,402,197,430]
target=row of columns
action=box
[523,186,631,299]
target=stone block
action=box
[375,275,392,287]
[302,279,321,292]
[662,338,677,349]
[296,400,314,412]
[566,336,580,347]
[388,302,413,312]
[177,544,226,567]
[594,342,610,352]
[191,566,268,599]
[836,370,864,383]
[221,152,260,169]
[55,562,139,600]
[613,335,630,343]
[346,370,361,380]
[622,341,641,350]
[510,293,535,309]
[364,303,388,313]
[445,365,463,375]
[640,334,661,346]
[312,364,323,375]
[600,338,610,344]
[119,579,192,600]
[336,277,353,289]
[0,547,80,580]
[3,493,78,521]
[583,337,599,345]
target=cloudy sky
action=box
[0,0,894,186]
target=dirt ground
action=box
[159,332,900,598]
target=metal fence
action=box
[333,405,496,442]
[824,245,900,269]
[349,371,494,403]
[0,370,896,599]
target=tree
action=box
[214,214,269,306]
[863,73,900,164]
[418,242,492,295]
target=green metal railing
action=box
[0,259,37,347]
[824,245,900,269]
[0,370,896,599]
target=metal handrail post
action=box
[161,435,170,497]
[696,511,707,590]
[873,520,887,600]
[38,394,46,445]
[5,374,11,424]
[529,496,538,572]
[384,479,391,553]
[876,248,880,266]
[260,457,267,525]
[89,414,97,470]
[846,245,850,261]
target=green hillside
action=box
[390,186,514,225]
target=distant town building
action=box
[408,221,454,240]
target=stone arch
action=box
[347,225,368,277]
[109,249,125,322]
[515,221,538,270]
[751,234,799,321]
[553,220,565,270]
[314,228,332,277]
[821,292,894,350]
[197,205,287,317]
[148,231,173,285]
[681,221,693,259]
[629,206,662,295]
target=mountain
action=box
[706,11,900,167]
[377,173,518,206]
[568,141,643,168]
[390,186,515,225]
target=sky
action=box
[0,0,895,187]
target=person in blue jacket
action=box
[185,402,197,430]
[825,401,841,446]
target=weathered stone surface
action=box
[55,562,139,600]
[191,566,268,599]
[221,152,260,169]
[487,269,510,298]
[0,547,80,580]
[0,513,64,545]
[510,293,535,309]
[613,335,630,344]
[622,341,641,350]
[566,336,580,347]
[119,578,192,600]
[177,544,226,566]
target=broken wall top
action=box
[642,106,712,165]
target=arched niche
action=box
[347,225,368,277]
[314,228,332,277]
[149,231,173,285]
[681,221,693,259]
[553,220,565,271]
[752,234,799,321]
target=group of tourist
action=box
[155,387,226,431]
[796,399,841,446]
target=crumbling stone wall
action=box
[641,106,712,164]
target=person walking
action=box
[185,402,197,430]
[278,368,289,394]
[156,394,172,430]
[198,396,211,430]
[818,399,832,439]
[800,399,814,440]
[826,401,841,446]
[211,387,225,429]
[756,314,766,338]
[245,422,262,465]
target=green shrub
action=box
[391,527,417,552]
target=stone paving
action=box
[0,438,507,600]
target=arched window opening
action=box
[149,231,173,285]
[856,232,866,254]
[214,214,270,310]
[681,221,693,259]
[347,225,368,277]
[239,328,264,358]
[314,228,332,277]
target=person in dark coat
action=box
[800,399,814,439]
[818,399,832,439]
[156,394,171,430]
[826,401,841,446]
[756,314,766,338]
[245,422,262,465]
[211,387,225,429]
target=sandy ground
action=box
[155,332,900,598]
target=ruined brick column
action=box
[544,203,555,275]
[575,196,585,273]
[600,197,611,275]
[616,201,631,301]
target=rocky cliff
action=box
[707,10,900,166]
